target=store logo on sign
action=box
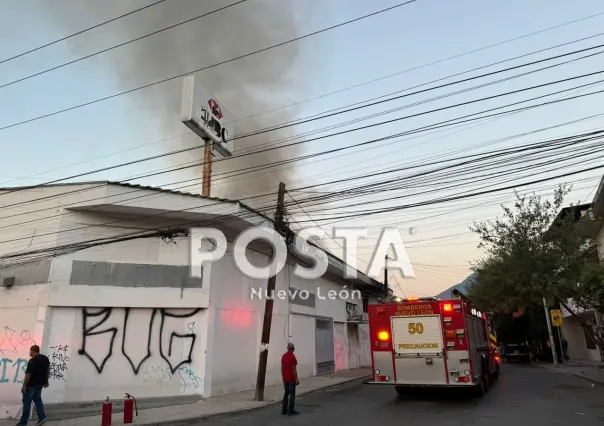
[200,99,228,143]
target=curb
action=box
[145,375,371,426]
[536,364,604,387]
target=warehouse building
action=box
[0,182,384,419]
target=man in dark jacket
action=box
[16,345,49,426]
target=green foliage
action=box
[573,262,604,313]
[467,184,604,348]
[468,186,571,310]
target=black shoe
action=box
[36,420,47,426]
[288,411,299,416]
[281,411,287,415]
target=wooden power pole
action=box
[201,138,213,197]
[254,182,286,401]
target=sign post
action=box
[543,297,559,368]
[550,309,564,365]
[550,310,563,327]
[181,75,234,196]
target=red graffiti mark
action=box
[0,327,36,356]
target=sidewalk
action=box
[0,368,370,426]
[536,359,604,386]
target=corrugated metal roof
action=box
[0,180,237,203]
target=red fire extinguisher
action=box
[124,393,138,424]
[101,397,112,426]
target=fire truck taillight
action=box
[445,330,456,339]
[443,303,453,312]
[378,331,390,341]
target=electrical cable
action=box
[5,67,604,211]
[2,85,600,226]
[6,28,601,190]
[225,10,604,126]
[3,37,602,205]
[0,1,248,89]
[6,138,598,253]
[0,0,170,65]
[228,44,604,142]
[0,1,418,131]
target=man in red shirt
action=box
[281,342,299,416]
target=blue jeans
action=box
[282,382,296,414]
[19,386,45,425]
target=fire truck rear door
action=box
[391,315,447,385]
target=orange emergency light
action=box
[378,331,390,341]
[442,303,453,312]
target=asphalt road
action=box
[203,364,604,425]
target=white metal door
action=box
[391,315,447,385]
[315,318,335,375]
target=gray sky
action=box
[1,0,604,297]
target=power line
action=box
[0,0,418,131]
[2,130,598,248]
[0,0,169,64]
[2,31,600,200]
[3,82,603,219]
[225,10,604,126]
[0,1,248,89]
[293,163,604,224]
[1,117,599,238]
[5,28,602,189]
[228,43,604,142]
[4,65,604,206]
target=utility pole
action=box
[201,138,213,197]
[254,182,286,401]
[543,296,559,368]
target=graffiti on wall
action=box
[78,308,201,375]
[49,345,69,381]
[0,327,36,356]
[0,327,36,385]
[141,364,172,386]
[0,358,27,384]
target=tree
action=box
[468,184,604,349]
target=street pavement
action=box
[202,364,604,425]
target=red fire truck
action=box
[367,289,500,396]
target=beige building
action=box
[559,180,604,362]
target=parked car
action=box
[502,343,531,363]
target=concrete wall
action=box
[0,285,49,419]
[198,239,375,397]
[562,315,601,361]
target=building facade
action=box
[559,183,604,362]
[0,182,381,419]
